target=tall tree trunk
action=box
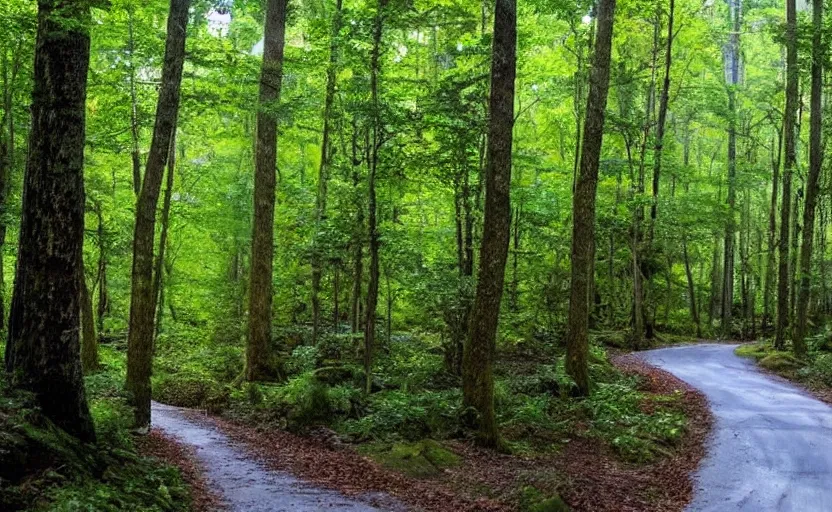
[648,0,675,243]
[153,128,176,340]
[763,129,781,332]
[463,0,517,448]
[247,0,288,382]
[80,263,98,373]
[722,0,740,337]
[126,0,189,430]
[5,0,95,443]
[0,46,21,334]
[312,0,343,345]
[793,0,823,357]
[364,0,387,394]
[565,0,616,396]
[776,0,798,350]
[682,238,701,337]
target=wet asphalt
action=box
[151,401,397,512]
[642,343,832,512]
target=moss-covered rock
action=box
[359,440,461,478]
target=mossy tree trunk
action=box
[793,0,823,357]
[247,0,288,382]
[5,0,95,443]
[462,0,516,449]
[126,0,189,431]
[776,0,798,351]
[565,0,617,396]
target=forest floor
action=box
[643,343,832,511]
[150,353,713,512]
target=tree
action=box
[793,0,823,357]
[463,0,517,448]
[125,0,189,430]
[5,0,95,442]
[247,0,289,382]
[776,0,798,351]
[564,0,617,395]
[311,0,343,346]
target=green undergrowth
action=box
[0,346,192,512]
[736,333,832,388]
[204,329,691,465]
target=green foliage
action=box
[339,389,462,441]
[520,486,571,512]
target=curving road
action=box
[642,344,832,512]
[151,402,401,512]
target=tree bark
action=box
[95,201,108,335]
[247,0,288,382]
[564,0,616,396]
[722,0,740,337]
[463,0,517,448]
[793,0,823,357]
[126,0,189,430]
[5,0,95,443]
[776,0,798,350]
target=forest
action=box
[3,0,832,510]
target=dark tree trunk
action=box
[648,0,674,243]
[364,0,387,394]
[463,0,517,448]
[776,0,798,350]
[126,0,189,430]
[565,0,616,396]
[80,263,98,373]
[793,0,823,357]
[312,0,343,345]
[682,238,701,337]
[247,0,288,382]
[5,0,95,443]
[722,0,740,337]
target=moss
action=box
[735,343,773,360]
[520,486,570,512]
[759,353,803,372]
[359,440,460,478]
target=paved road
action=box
[642,344,832,512]
[151,402,401,512]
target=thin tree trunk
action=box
[776,0,798,350]
[763,129,781,332]
[126,0,189,430]
[247,0,288,382]
[153,127,176,340]
[312,0,343,345]
[5,0,96,442]
[128,8,142,197]
[96,201,108,335]
[364,0,388,394]
[463,0,517,448]
[683,238,701,337]
[80,262,98,373]
[565,0,616,395]
[793,0,823,357]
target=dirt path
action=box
[151,401,401,512]
[641,344,832,512]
